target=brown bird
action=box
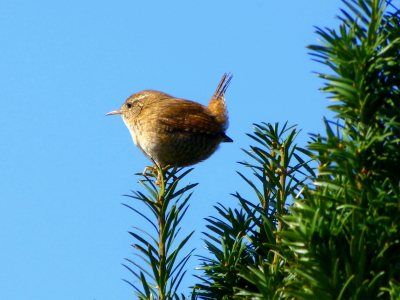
[106,73,233,168]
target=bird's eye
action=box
[127,102,132,108]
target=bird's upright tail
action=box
[207,73,233,131]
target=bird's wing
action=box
[155,99,223,135]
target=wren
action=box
[106,73,233,168]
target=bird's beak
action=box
[106,110,122,116]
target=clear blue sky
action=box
[1,1,348,299]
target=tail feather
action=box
[207,73,233,131]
